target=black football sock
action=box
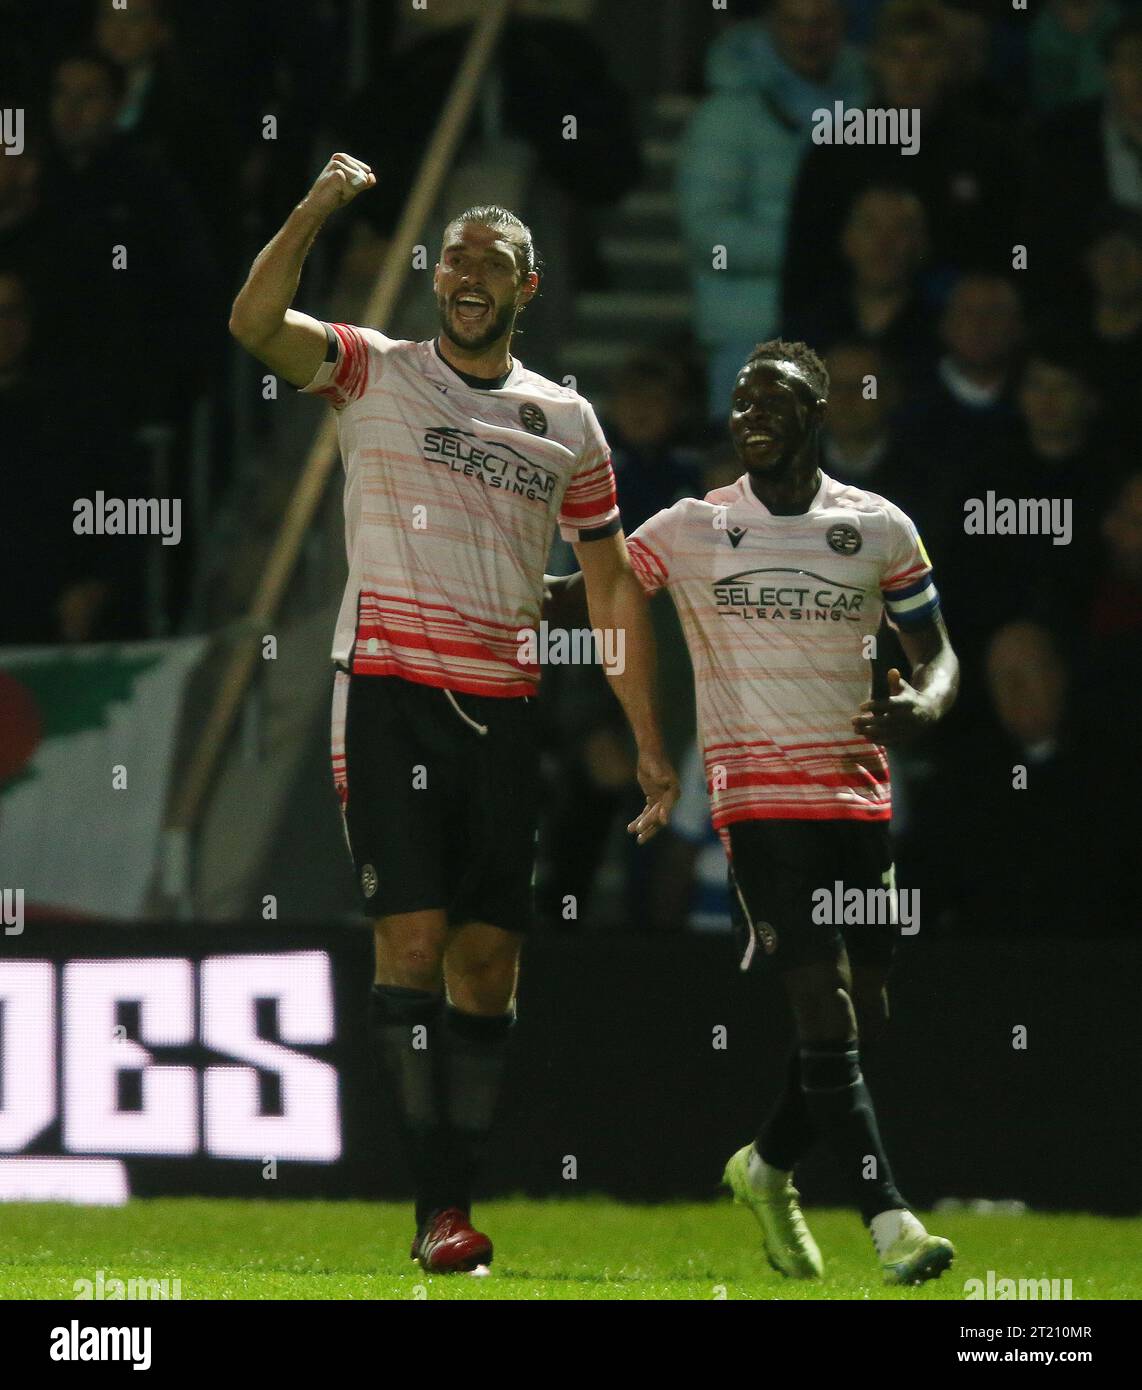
[757,1047,816,1172]
[756,1025,888,1172]
[368,984,451,1230]
[799,1038,907,1224]
[440,1005,515,1218]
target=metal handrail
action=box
[168,0,514,835]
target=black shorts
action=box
[331,671,541,932]
[727,819,898,974]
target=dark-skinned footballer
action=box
[555,338,960,1284]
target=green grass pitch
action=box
[2,1199,1139,1300]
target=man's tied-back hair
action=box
[745,338,830,401]
[443,205,541,278]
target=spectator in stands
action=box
[546,350,703,576]
[1074,472,1142,927]
[971,622,1092,930]
[0,267,29,386]
[952,343,1123,667]
[0,0,81,115]
[986,622,1071,772]
[1029,0,1124,113]
[132,0,348,288]
[931,274,1024,416]
[911,598,1133,932]
[0,132,43,276]
[36,49,217,431]
[1089,470,1142,651]
[1024,13,1142,312]
[1070,205,1142,446]
[820,340,904,490]
[0,269,140,644]
[785,185,936,375]
[336,2,641,299]
[1006,346,1115,546]
[940,0,1028,122]
[885,273,1024,576]
[539,347,705,927]
[606,351,705,530]
[783,0,1017,324]
[676,0,869,416]
[0,267,39,497]
[93,0,237,282]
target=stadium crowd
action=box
[1,0,1139,933]
[548,0,1142,937]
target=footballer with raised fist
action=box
[229,153,678,1274]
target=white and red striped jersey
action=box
[626,471,939,827]
[301,324,620,697]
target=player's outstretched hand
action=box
[303,153,376,218]
[851,667,934,745]
[627,749,680,845]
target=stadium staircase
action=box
[559,94,696,404]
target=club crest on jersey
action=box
[827,522,862,555]
[361,864,379,899]
[727,526,748,549]
[519,402,547,435]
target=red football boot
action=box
[412,1208,493,1274]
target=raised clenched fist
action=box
[304,153,376,217]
